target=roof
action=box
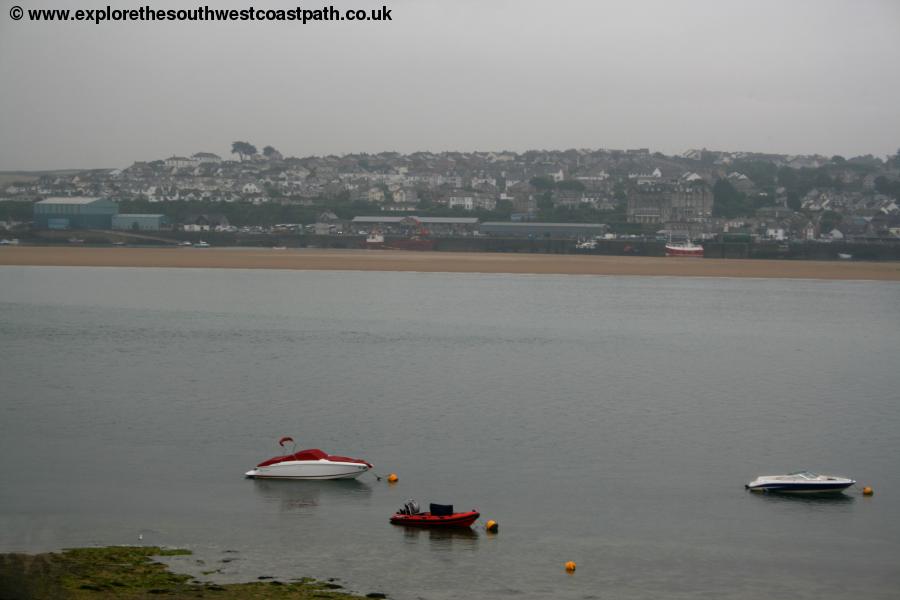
[36,197,105,205]
[114,214,165,218]
[481,221,607,228]
[417,217,479,224]
[352,216,405,223]
[351,216,478,224]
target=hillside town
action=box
[2,144,900,242]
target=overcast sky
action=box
[1,0,898,170]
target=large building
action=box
[626,182,712,225]
[112,214,167,231]
[33,197,118,230]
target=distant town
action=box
[2,144,900,250]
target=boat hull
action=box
[746,482,854,494]
[245,460,371,480]
[665,244,704,257]
[390,511,480,528]
[746,473,855,494]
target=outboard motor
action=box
[398,499,421,515]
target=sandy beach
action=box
[2,246,899,280]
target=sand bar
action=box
[1,246,899,281]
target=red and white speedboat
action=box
[245,437,373,480]
[665,240,704,257]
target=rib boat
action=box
[390,501,480,528]
[245,437,373,480]
[745,471,855,494]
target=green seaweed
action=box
[0,546,375,599]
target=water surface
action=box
[1,266,899,599]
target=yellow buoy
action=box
[485,520,499,533]
[387,473,398,483]
[862,486,874,496]
[565,561,576,573]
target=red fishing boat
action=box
[390,501,480,528]
[665,240,704,257]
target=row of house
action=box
[7,146,899,241]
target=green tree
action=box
[712,179,751,218]
[536,190,554,217]
[529,176,556,191]
[556,179,586,192]
[732,160,777,188]
[820,210,842,233]
[231,141,257,161]
[874,176,900,200]
[887,149,900,169]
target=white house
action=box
[192,152,222,164]
[448,193,475,211]
[165,156,195,169]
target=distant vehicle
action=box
[193,241,210,248]
[178,241,192,246]
[67,238,84,244]
[838,253,852,260]
[0,238,20,245]
[576,239,597,250]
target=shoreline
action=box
[2,246,900,281]
[0,546,371,599]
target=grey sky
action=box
[1,0,898,170]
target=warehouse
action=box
[479,222,608,238]
[33,197,118,230]
[112,214,167,232]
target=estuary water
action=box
[1,265,899,599]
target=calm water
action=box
[1,266,899,599]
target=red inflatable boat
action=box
[390,501,479,528]
[390,510,480,528]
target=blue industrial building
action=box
[33,197,118,230]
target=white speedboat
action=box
[745,471,855,494]
[245,436,373,480]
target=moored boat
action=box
[745,471,855,494]
[390,501,480,528]
[364,231,385,248]
[665,240,704,257]
[245,436,373,480]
